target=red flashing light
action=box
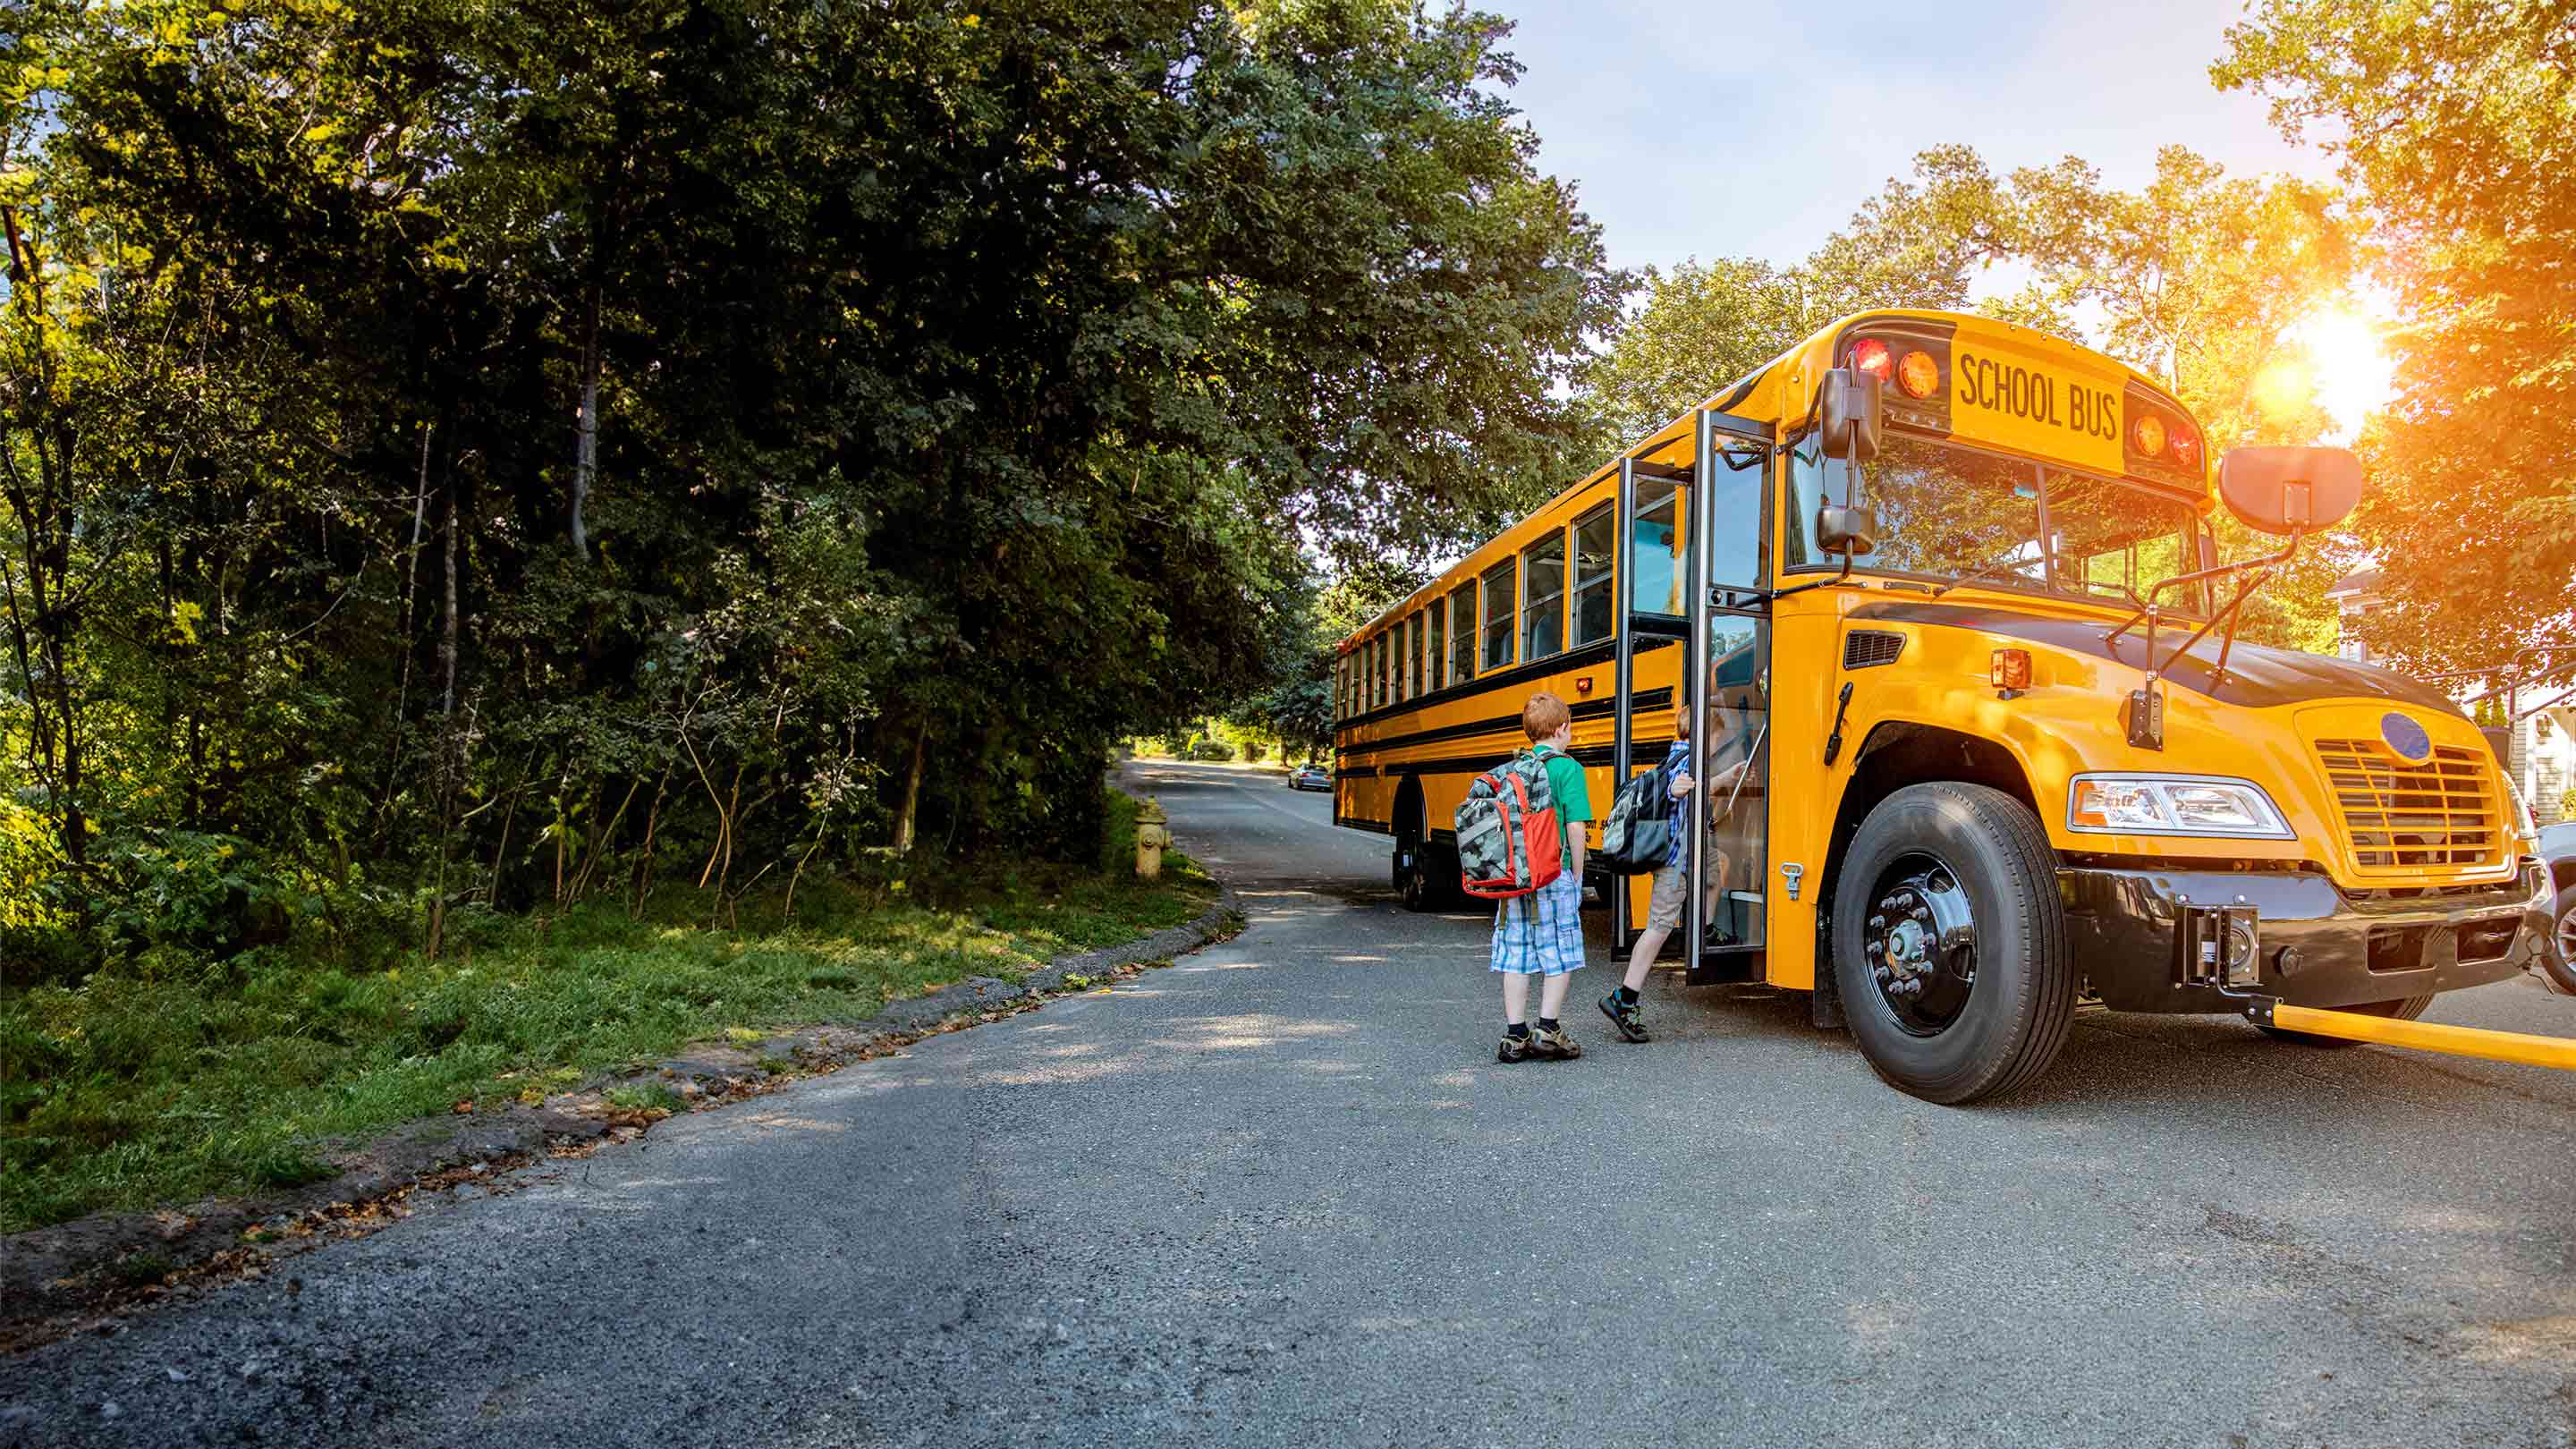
[1852,337,1894,382]
[2169,424,2201,469]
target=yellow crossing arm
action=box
[2250,999,2576,1072]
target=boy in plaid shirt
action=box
[1493,692,1593,1063]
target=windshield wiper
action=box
[1928,555,2044,598]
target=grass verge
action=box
[1,802,1213,1233]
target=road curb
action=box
[0,878,1244,1352]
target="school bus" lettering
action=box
[1957,351,2118,443]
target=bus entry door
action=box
[1685,407,1772,986]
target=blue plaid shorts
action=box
[1489,869,1586,977]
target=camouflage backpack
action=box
[1454,750,1564,899]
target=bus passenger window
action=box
[1448,580,1478,682]
[1572,504,1614,646]
[1480,560,1516,672]
[1426,605,1445,693]
[1405,614,1425,700]
[1632,479,1680,614]
[1522,530,1566,662]
[1370,635,1386,709]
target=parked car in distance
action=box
[2543,821,2576,995]
[1288,763,1332,792]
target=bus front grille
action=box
[2311,738,2502,871]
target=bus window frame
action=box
[1571,503,1615,647]
[1779,429,2214,619]
[1480,558,1518,674]
[1521,526,1569,664]
[1427,595,1447,692]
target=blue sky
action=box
[1495,0,2329,280]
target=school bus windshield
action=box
[1789,435,2207,610]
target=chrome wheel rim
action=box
[2557,904,2576,969]
[1861,852,1979,1037]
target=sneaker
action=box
[1598,992,1649,1043]
[1496,1032,1531,1063]
[1527,1024,1583,1060]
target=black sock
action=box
[1615,986,1640,1005]
[1538,1017,1560,1033]
[1504,1022,1530,1039]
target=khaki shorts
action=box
[1642,848,1733,932]
[1644,860,1688,931]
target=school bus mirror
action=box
[1816,504,1879,556]
[1818,367,1883,463]
[2217,445,2362,535]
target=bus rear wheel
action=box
[1396,843,1445,912]
[2256,993,2434,1046]
[1831,782,2075,1105]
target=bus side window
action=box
[1448,580,1478,682]
[1572,504,1614,646]
[1427,597,1446,692]
[1480,559,1516,673]
[1405,613,1425,700]
[1522,530,1567,662]
[1632,479,1680,614]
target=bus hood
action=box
[1846,598,2465,716]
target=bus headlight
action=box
[2067,774,2293,839]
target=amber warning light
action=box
[1990,648,2031,692]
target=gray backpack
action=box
[1453,750,1563,898]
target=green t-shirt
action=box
[1527,744,1592,826]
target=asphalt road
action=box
[9,756,2575,1448]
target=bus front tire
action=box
[2256,993,2435,1046]
[1830,782,2075,1105]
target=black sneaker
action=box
[1598,992,1649,1043]
[1496,1032,1531,1063]
[1527,1025,1582,1060]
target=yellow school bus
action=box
[1334,309,2558,1101]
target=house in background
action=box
[2327,567,2573,827]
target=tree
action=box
[2217,0,2576,682]
[2011,147,2358,649]
[1,0,1628,963]
[1585,148,2012,443]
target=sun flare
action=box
[2287,303,2397,442]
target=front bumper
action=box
[2058,860,2551,1013]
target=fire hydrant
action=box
[1134,796,1173,879]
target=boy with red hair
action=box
[1492,691,1593,1063]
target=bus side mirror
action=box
[1818,367,1883,463]
[1817,504,1879,556]
[2218,445,2362,534]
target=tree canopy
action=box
[0,0,1623,966]
[2218,0,2576,684]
